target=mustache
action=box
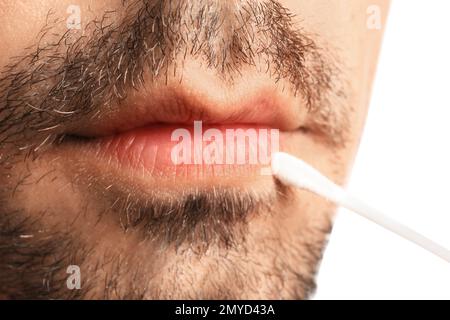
[0,0,345,156]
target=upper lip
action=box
[68,84,307,138]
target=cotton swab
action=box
[271,152,450,263]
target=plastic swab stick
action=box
[271,152,450,263]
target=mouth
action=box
[58,85,308,189]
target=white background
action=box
[314,0,450,299]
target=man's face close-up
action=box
[0,0,388,299]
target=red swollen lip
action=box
[81,123,281,180]
[61,85,306,184]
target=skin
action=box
[0,0,388,299]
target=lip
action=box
[61,85,305,185]
[69,123,281,181]
[69,85,307,137]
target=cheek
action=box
[2,158,83,225]
[0,1,56,66]
[0,0,121,67]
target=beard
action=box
[0,156,331,299]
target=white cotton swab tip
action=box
[271,152,450,263]
[271,152,347,204]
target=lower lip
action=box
[73,124,281,181]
